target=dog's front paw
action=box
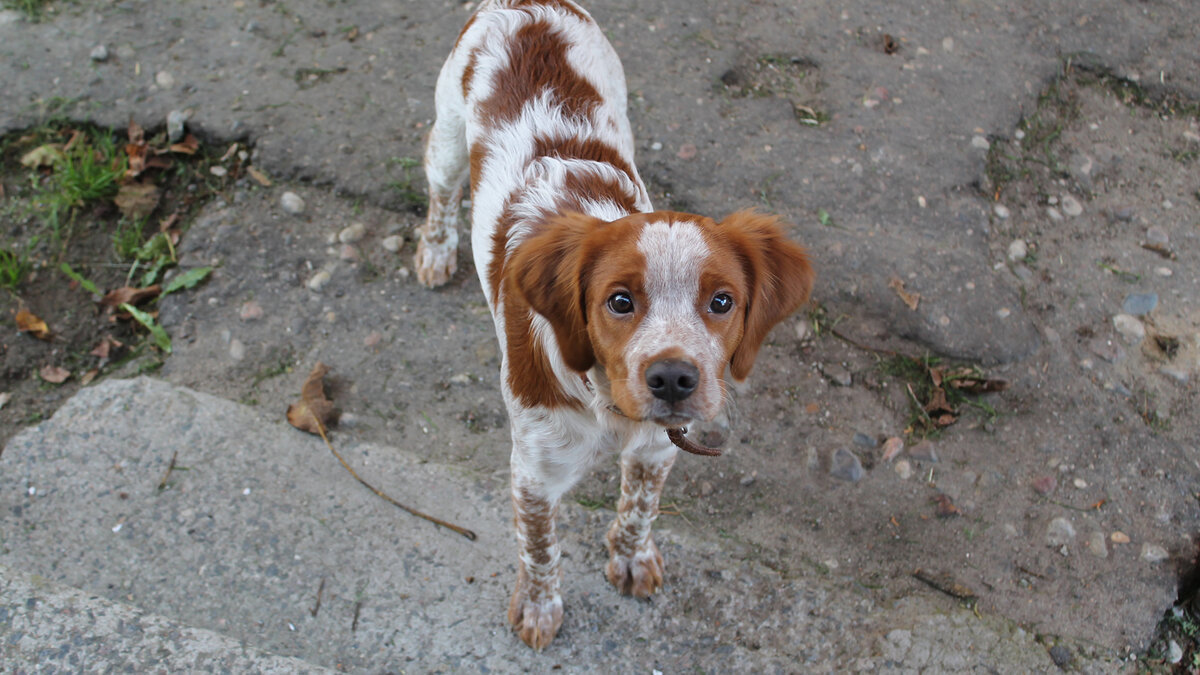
[414,230,458,288]
[606,539,665,597]
[508,582,564,650]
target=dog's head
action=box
[509,210,814,426]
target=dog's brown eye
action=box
[709,293,733,314]
[607,292,634,314]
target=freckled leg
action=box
[508,482,564,650]
[606,446,677,597]
[416,72,468,287]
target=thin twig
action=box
[157,450,178,491]
[311,414,477,541]
[310,578,325,617]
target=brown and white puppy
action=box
[416,0,814,649]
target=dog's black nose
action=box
[645,360,699,403]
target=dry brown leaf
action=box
[933,493,963,518]
[114,181,160,219]
[169,134,200,155]
[287,362,337,435]
[125,142,147,178]
[100,284,161,308]
[127,119,145,146]
[39,365,70,384]
[20,144,64,169]
[881,436,904,462]
[80,368,99,386]
[247,166,272,187]
[16,309,51,340]
[887,276,920,311]
[90,335,124,359]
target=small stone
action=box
[1011,265,1033,282]
[1085,531,1108,558]
[1110,531,1130,544]
[908,441,938,462]
[822,364,852,387]
[338,413,359,429]
[1045,517,1076,547]
[229,338,245,361]
[993,204,1010,219]
[338,244,359,261]
[1160,366,1189,384]
[650,141,663,151]
[1154,267,1173,277]
[155,71,175,88]
[941,36,954,51]
[1048,645,1073,669]
[1060,194,1083,217]
[0,392,10,410]
[1073,478,1087,489]
[1146,226,1169,246]
[852,432,878,448]
[381,234,404,253]
[676,143,697,160]
[894,459,913,480]
[996,307,1012,318]
[90,44,109,62]
[209,166,228,177]
[167,109,188,142]
[1007,239,1027,262]
[739,471,757,487]
[1013,129,1025,140]
[307,269,331,292]
[339,222,367,244]
[1141,543,1169,563]
[280,191,306,215]
[970,135,990,150]
[830,448,865,483]
[1032,476,1057,495]
[1121,293,1158,316]
[1112,206,1135,222]
[1046,207,1063,221]
[363,331,382,348]
[1167,640,1184,665]
[881,437,904,461]
[1112,314,1146,343]
[239,300,264,321]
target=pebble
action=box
[970,135,990,150]
[280,192,306,215]
[822,364,852,387]
[364,331,382,348]
[90,44,109,62]
[1121,292,1157,316]
[908,441,938,463]
[1167,640,1184,665]
[739,471,757,487]
[1011,265,1033,282]
[167,109,188,142]
[0,392,10,410]
[229,338,245,361]
[1085,531,1108,558]
[881,437,904,462]
[1072,478,1087,489]
[852,432,878,448]
[1160,366,1189,384]
[1046,207,1063,221]
[1112,314,1146,343]
[1007,239,1027,262]
[830,448,865,483]
[239,300,264,321]
[1154,266,1173,277]
[338,244,359,261]
[209,166,228,177]
[993,204,1010,219]
[155,70,175,88]
[650,141,663,151]
[1141,543,1169,563]
[307,269,332,292]
[1060,194,1083,217]
[1048,645,1073,669]
[1145,226,1169,246]
[1032,476,1057,495]
[1110,531,1130,544]
[894,459,913,480]
[1112,206,1135,222]
[339,222,367,244]
[1045,517,1076,547]
[382,234,404,253]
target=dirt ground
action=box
[2,0,1199,669]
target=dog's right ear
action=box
[506,213,604,373]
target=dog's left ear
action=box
[719,210,815,381]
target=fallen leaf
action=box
[247,166,272,187]
[881,436,904,462]
[888,276,920,311]
[933,493,962,518]
[127,119,145,146]
[162,267,212,295]
[219,142,240,162]
[90,335,124,359]
[121,303,172,352]
[169,133,200,155]
[20,144,64,169]
[100,284,161,308]
[39,364,70,384]
[125,142,148,178]
[114,181,160,219]
[941,366,1010,393]
[80,368,99,385]
[16,309,51,340]
[287,362,337,435]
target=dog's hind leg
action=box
[416,51,470,288]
